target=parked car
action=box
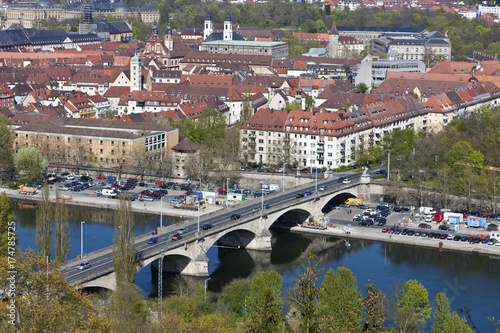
[138,182,148,187]
[231,214,241,220]
[202,223,213,230]
[76,261,91,270]
[353,215,362,222]
[438,225,450,231]
[358,219,373,226]
[393,205,403,212]
[418,223,432,229]
[139,196,154,202]
[171,233,182,241]
[147,237,158,244]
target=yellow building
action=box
[13,117,178,173]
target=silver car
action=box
[76,261,91,270]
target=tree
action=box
[218,278,251,315]
[54,187,70,262]
[244,271,285,333]
[106,283,149,333]
[0,115,14,182]
[393,279,431,333]
[318,266,363,332]
[0,192,14,255]
[287,248,321,333]
[285,100,301,111]
[357,82,369,93]
[14,147,49,185]
[432,292,473,333]
[0,249,110,332]
[35,185,52,258]
[362,282,388,332]
[112,196,136,285]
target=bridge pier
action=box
[246,228,272,251]
[180,258,209,276]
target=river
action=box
[12,205,500,332]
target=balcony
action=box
[317,141,324,146]
[317,147,324,152]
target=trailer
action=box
[17,185,38,195]
[466,216,487,228]
[345,198,364,206]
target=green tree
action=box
[244,270,285,333]
[218,277,251,315]
[0,193,14,255]
[35,185,52,258]
[112,197,136,285]
[305,95,315,108]
[394,279,431,333]
[285,100,301,111]
[432,292,473,333]
[318,266,363,332]
[0,115,14,182]
[14,147,49,185]
[287,248,321,333]
[54,188,70,262]
[357,82,369,93]
[106,283,149,333]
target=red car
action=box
[96,175,106,180]
[171,233,183,241]
[381,228,389,233]
[418,223,432,229]
[155,180,165,185]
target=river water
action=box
[13,205,500,332]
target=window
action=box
[100,149,103,154]
[100,140,103,145]
[111,141,114,146]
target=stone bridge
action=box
[76,178,384,291]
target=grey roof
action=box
[204,31,245,42]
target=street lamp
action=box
[160,196,163,230]
[204,277,211,299]
[80,221,85,259]
[197,200,201,234]
[226,178,230,209]
[387,150,391,182]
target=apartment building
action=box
[13,117,178,171]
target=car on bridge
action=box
[319,185,327,191]
[177,227,189,234]
[147,237,158,244]
[171,233,183,241]
[202,223,213,230]
[303,191,314,197]
[231,214,241,220]
[342,178,351,184]
[76,261,91,270]
[295,193,305,198]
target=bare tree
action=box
[54,187,70,262]
[35,184,52,258]
[112,197,136,285]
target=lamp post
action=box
[160,196,163,230]
[204,277,211,299]
[80,221,85,259]
[226,178,230,209]
[387,150,391,182]
[197,200,201,234]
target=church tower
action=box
[79,0,98,34]
[328,23,339,58]
[223,13,232,41]
[130,53,142,92]
[203,13,213,40]
[164,22,173,50]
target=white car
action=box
[76,261,91,270]
[342,179,351,184]
[319,185,327,191]
[425,215,433,222]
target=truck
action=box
[466,216,487,228]
[345,198,364,206]
[18,185,38,195]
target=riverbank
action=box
[291,223,500,257]
[2,187,225,219]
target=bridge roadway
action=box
[62,170,375,287]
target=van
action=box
[101,188,117,198]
